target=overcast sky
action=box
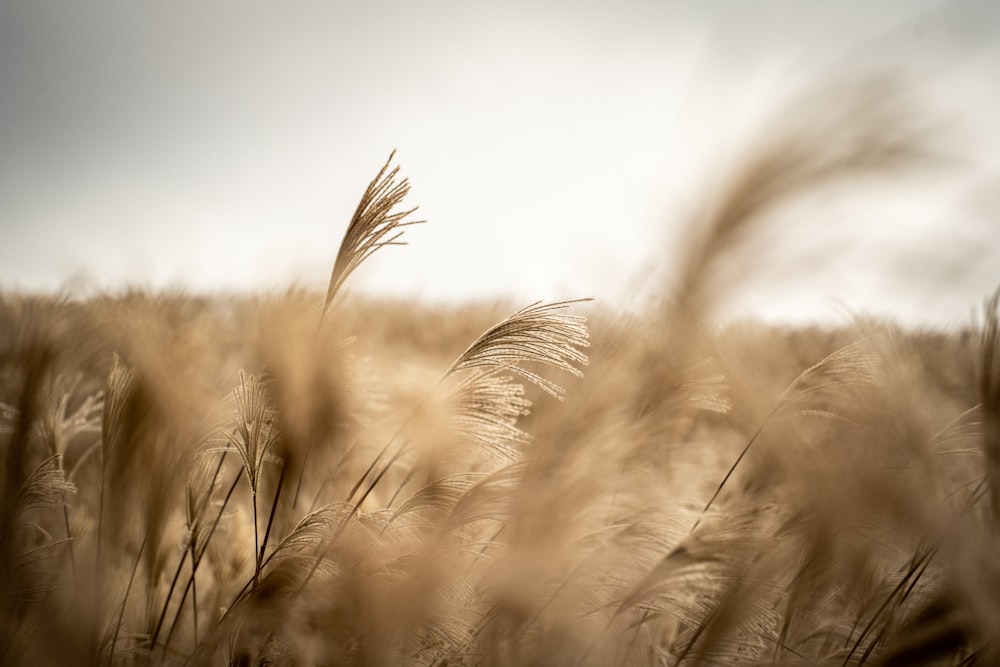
[1,1,998,326]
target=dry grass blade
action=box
[269,502,381,567]
[672,76,931,312]
[776,337,880,411]
[445,300,591,399]
[695,337,879,531]
[448,371,531,462]
[616,543,713,615]
[42,375,103,457]
[933,405,983,448]
[225,371,282,594]
[666,370,732,416]
[6,537,73,574]
[445,461,527,532]
[4,537,73,606]
[323,150,423,317]
[100,353,136,476]
[226,371,280,497]
[389,472,485,527]
[185,450,224,560]
[14,454,75,518]
[347,300,588,508]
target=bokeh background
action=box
[1,0,998,325]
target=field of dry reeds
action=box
[2,79,998,666]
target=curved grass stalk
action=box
[691,338,878,534]
[225,371,280,591]
[322,150,424,320]
[349,299,590,510]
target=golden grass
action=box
[1,81,997,666]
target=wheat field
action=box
[2,82,998,666]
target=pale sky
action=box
[1,1,998,326]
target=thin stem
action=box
[252,492,259,592]
[60,497,77,585]
[386,466,419,510]
[92,461,106,663]
[842,548,935,666]
[294,455,402,599]
[149,545,189,653]
[151,449,229,652]
[259,463,286,574]
[190,566,199,647]
[161,469,242,658]
[107,533,148,665]
[290,441,313,511]
[690,424,766,534]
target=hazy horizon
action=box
[2,0,998,327]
